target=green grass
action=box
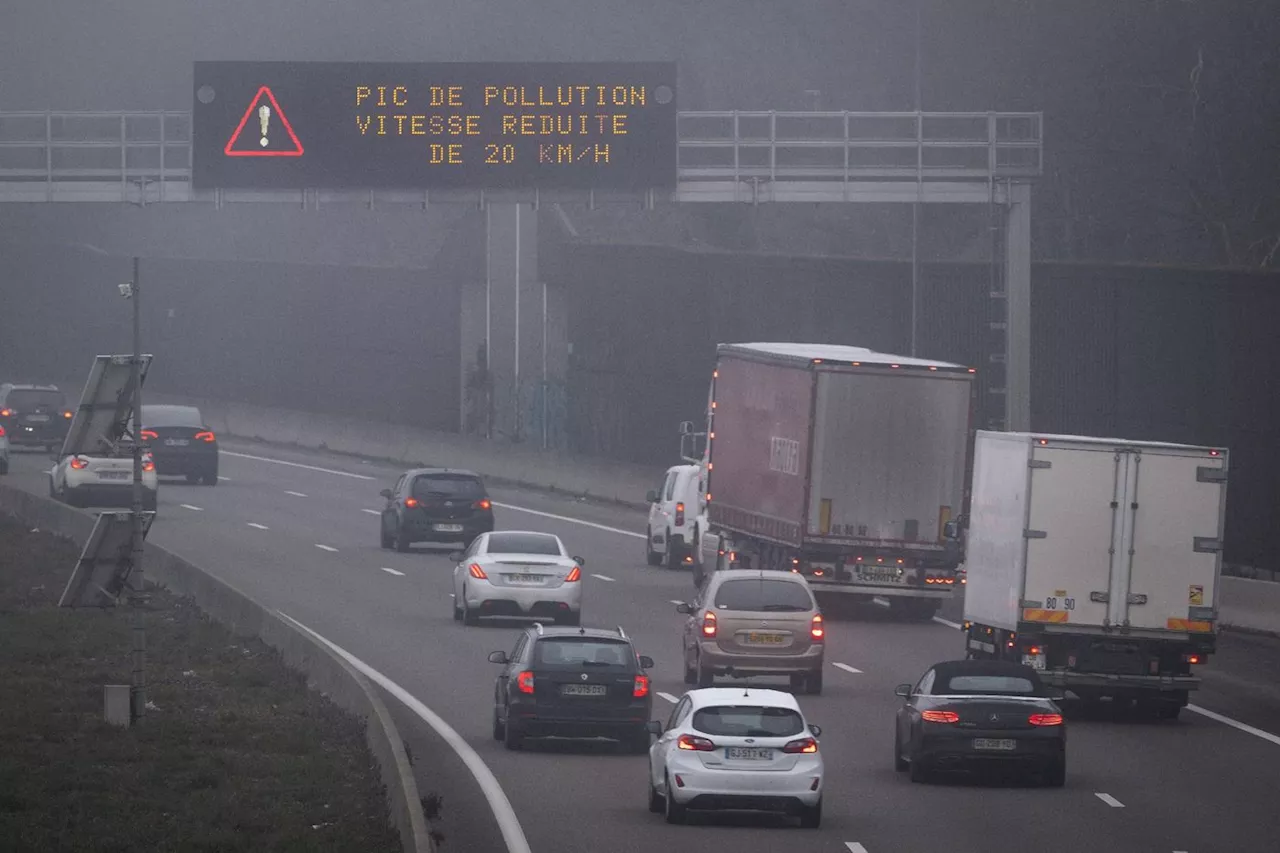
[0,515,401,852]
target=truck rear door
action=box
[1122,448,1225,633]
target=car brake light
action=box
[0,425,5,436]
[404,497,419,507]
[516,672,535,694]
[633,674,649,698]
[468,563,488,580]
[474,498,492,510]
[69,457,89,470]
[194,430,216,442]
[810,614,825,641]
[1028,713,1064,727]
[140,430,158,441]
[1184,653,1203,665]
[782,737,818,754]
[701,611,717,637]
[564,566,581,582]
[921,710,960,723]
[676,734,715,751]
[675,501,685,525]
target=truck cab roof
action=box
[720,342,968,371]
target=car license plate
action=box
[98,471,129,480]
[433,523,464,533]
[26,415,50,423]
[164,438,189,446]
[973,738,1017,751]
[745,632,785,645]
[505,574,543,585]
[561,684,607,696]
[726,747,773,760]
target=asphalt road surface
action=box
[7,441,1280,853]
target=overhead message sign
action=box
[192,61,678,190]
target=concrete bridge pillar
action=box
[460,203,568,448]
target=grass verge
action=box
[0,513,401,852]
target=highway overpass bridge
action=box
[0,108,1042,440]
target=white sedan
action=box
[49,449,158,510]
[451,531,585,627]
[646,687,824,827]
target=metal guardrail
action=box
[0,109,1042,203]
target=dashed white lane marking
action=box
[217,475,230,481]
[669,599,684,605]
[381,567,405,577]
[1095,793,1125,808]
[845,844,870,853]
[221,450,377,481]
[1187,704,1280,747]
[246,522,269,530]
[491,501,645,539]
[833,662,863,674]
[315,544,338,552]
[179,503,203,511]
[285,490,308,498]
[657,692,679,704]
[872,596,962,630]
[362,508,381,515]
[591,573,616,582]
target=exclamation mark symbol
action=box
[258,104,271,148]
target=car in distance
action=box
[139,404,219,485]
[487,623,655,753]
[453,531,585,626]
[49,444,159,510]
[0,383,72,452]
[647,687,824,827]
[677,570,826,694]
[893,659,1066,786]
[379,467,494,551]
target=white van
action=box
[645,464,704,570]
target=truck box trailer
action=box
[688,342,977,619]
[961,430,1228,718]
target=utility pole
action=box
[128,254,146,723]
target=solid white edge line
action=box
[1187,704,1280,747]
[276,611,531,853]
[845,844,870,853]
[315,544,338,552]
[246,522,269,530]
[285,490,308,498]
[657,692,679,704]
[590,573,616,582]
[179,503,203,511]
[221,449,377,480]
[362,508,381,515]
[669,599,684,605]
[1095,792,1125,808]
[833,662,863,674]
[380,567,406,577]
[491,501,645,539]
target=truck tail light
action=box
[810,614,825,641]
[921,710,959,723]
[468,563,488,580]
[1029,713,1064,727]
[143,460,155,472]
[516,672,535,694]
[194,431,216,442]
[675,501,685,525]
[1184,653,1203,665]
[677,734,715,751]
[782,737,818,754]
[0,409,11,417]
[701,611,717,637]
[63,410,73,419]
[633,674,650,697]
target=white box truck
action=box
[961,430,1228,718]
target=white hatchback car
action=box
[452,530,585,627]
[646,687,824,827]
[49,448,158,510]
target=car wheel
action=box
[492,707,505,741]
[647,770,664,814]
[664,530,682,569]
[185,474,199,484]
[1044,757,1066,787]
[682,646,697,685]
[645,527,662,566]
[798,798,822,829]
[909,748,929,783]
[380,519,394,550]
[625,726,650,755]
[395,520,412,553]
[503,712,524,751]
[203,473,218,486]
[452,596,463,622]
[462,590,479,626]
[805,669,824,696]
[894,733,909,772]
[663,774,686,825]
[0,459,8,476]
[695,651,714,688]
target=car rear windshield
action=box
[411,475,485,500]
[713,578,813,612]
[941,675,1039,695]
[6,389,64,410]
[693,705,805,738]
[142,405,204,428]
[534,638,635,668]
[487,532,561,555]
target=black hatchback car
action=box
[140,404,219,485]
[379,467,495,551]
[0,384,72,450]
[488,624,655,752]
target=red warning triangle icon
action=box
[224,86,304,157]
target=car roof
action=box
[528,624,632,642]
[707,569,810,585]
[686,687,801,711]
[2,383,61,392]
[404,467,483,479]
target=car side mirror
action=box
[487,651,509,665]
[894,683,912,699]
[646,490,658,503]
[645,720,663,736]
[448,551,464,563]
[572,556,586,567]
[638,655,655,670]
[675,603,693,615]
[379,488,393,499]
[808,723,822,738]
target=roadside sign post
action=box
[127,254,147,723]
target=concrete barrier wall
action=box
[1220,577,1280,638]
[0,484,434,853]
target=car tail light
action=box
[516,672,535,694]
[675,501,685,525]
[194,431,216,443]
[474,498,492,510]
[143,460,155,472]
[564,566,581,582]
[140,430,158,441]
[921,710,960,723]
[0,409,11,417]
[63,410,73,419]
[468,563,488,580]
[0,425,5,436]
[701,611,717,637]
[1029,713,1064,727]
[810,614,825,641]
[782,737,819,754]
[633,674,649,698]
[404,497,419,508]
[676,734,715,751]
[69,457,89,470]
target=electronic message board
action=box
[191,61,677,190]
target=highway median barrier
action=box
[0,482,434,853]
